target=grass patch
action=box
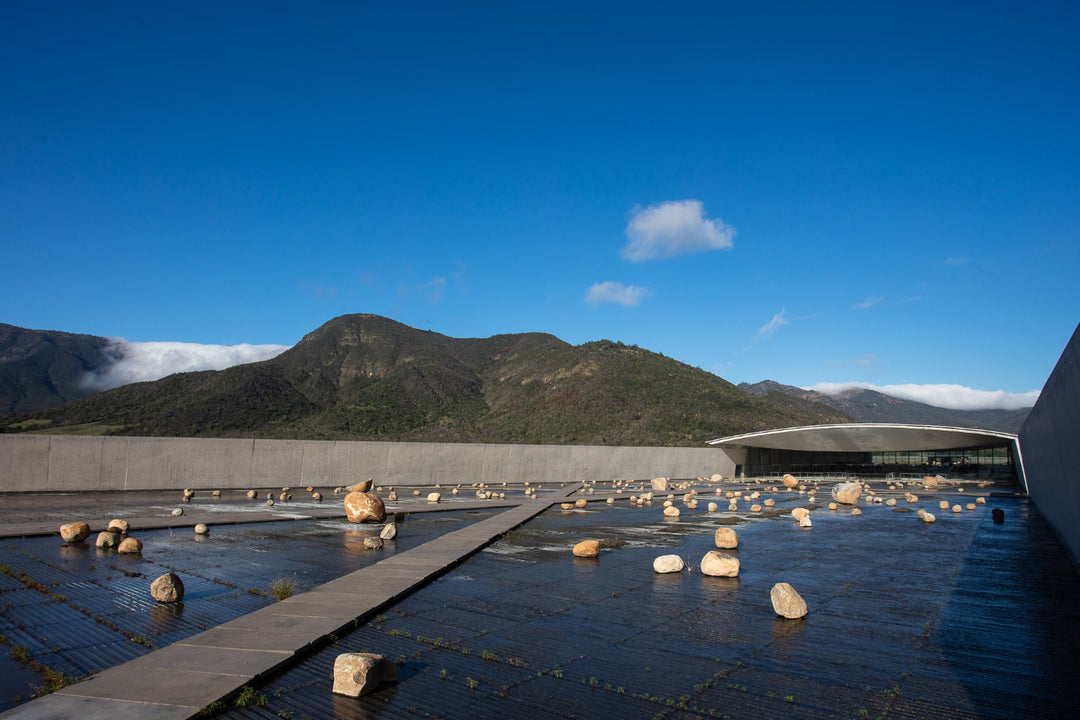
[269,578,298,601]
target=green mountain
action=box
[4,314,851,446]
[0,323,114,415]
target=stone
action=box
[388,491,398,502]
[922,475,939,490]
[347,479,374,493]
[750,504,762,512]
[653,555,684,573]
[246,490,257,499]
[700,550,740,577]
[885,498,897,507]
[770,582,808,619]
[96,531,120,548]
[183,488,194,499]
[966,503,976,511]
[344,492,387,523]
[279,491,292,502]
[59,521,91,543]
[211,490,221,498]
[952,504,962,513]
[763,498,776,507]
[560,502,574,510]
[573,540,600,558]
[707,502,718,513]
[607,497,615,504]
[150,572,185,603]
[850,508,862,516]
[194,523,209,535]
[651,477,669,491]
[117,537,143,554]
[791,507,809,522]
[332,653,397,697]
[939,500,950,511]
[922,512,936,523]
[266,499,275,506]
[663,506,680,517]
[380,523,397,540]
[107,519,130,535]
[714,527,739,548]
[427,492,442,503]
[782,474,798,489]
[312,492,323,501]
[363,537,383,550]
[171,508,183,516]
[976,497,986,505]
[831,482,862,505]
[828,502,838,511]
[574,498,588,508]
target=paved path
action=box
[0,484,583,719]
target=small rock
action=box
[976,497,986,505]
[651,477,669,491]
[380,523,397,540]
[952,504,962,513]
[922,512,936,523]
[332,653,397,697]
[850,508,862,516]
[750,504,762,512]
[95,530,120,548]
[885,498,897,507]
[653,555,684,573]
[798,516,812,528]
[770,582,808,619]
[211,490,221,498]
[828,502,838,511]
[707,502,718,513]
[246,490,257,499]
[279,491,292,502]
[266,498,275,506]
[427,492,442,503]
[574,498,588,508]
[791,507,810,522]
[388,491,398,501]
[364,537,383,550]
[312,492,323,501]
[306,486,314,493]
[700,550,740,577]
[183,489,194,499]
[107,519,130,535]
[194,523,209,535]
[118,537,143,554]
[966,503,976,511]
[939,500,950,510]
[714,527,739,548]
[763,498,776,507]
[663,506,680,518]
[782,474,798,489]
[572,540,600,558]
[607,497,615,504]
[560,502,574,510]
[150,572,185,603]
[171,508,184,516]
[59,521,91,544]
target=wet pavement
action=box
[1,479,1078,719]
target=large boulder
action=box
[333,653,397,697]
[572,540,600,558]
[831,482,862,505]
[653,555,684,573]
[59,521,91,544]
[107,519,130,535]
[922,475,939,490]
[346,479,374,493]
[714,527,739,549]
[95,530,120,549]
[651,477,669,492]
[770,582,808,619]
[782,474,799,489]
[791,507,810,522]
[700,551,740,577]
[150,572,185,603]
[344,492,387,523]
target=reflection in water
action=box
[342,529,378,555]
[770,615,807,642]
[58,542,89,560]
[150,601,184,629]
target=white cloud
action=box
[584,281,651,307]
[82,339,291,391]
[852,296,884,310]
[751,309,788,343]
[622,200,735,261]
[805,381,1039,411]
[849,353,878,368]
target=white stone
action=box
[700,550,740,577]
[653,555,684,573]
[332,653,397,697]
[770,582,808,619]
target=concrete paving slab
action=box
[176,625,331,652]
[0,693,194,720]
[121,643,292,678]
[57,666,242,707]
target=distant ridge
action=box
[2,314,852,446]
[0,323,113,414]
[738,380,1029,434]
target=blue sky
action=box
[2,1,1077,409]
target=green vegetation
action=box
[269,578,297,601]
[4,314,852,444]
[234,685,268,708]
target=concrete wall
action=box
[1019,322,1080,567]
[0,435,736,493]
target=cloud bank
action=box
[584,281,651,306]
[806,381,1039,411]
[83,339,291,391]
[622,200,735,261]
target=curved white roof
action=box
[707,423,1018,453]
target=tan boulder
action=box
[572,540,600,558]
[107,519,129,535]
[150,572,185,603]
[246,490,257,499]
[782,474,798,489]
[653,554,684,573]
[427,492,442,503]
[770,582,808,619]
[59,521,91,544]
[363,537,383,550]
[117,537,143,554]
[922,475,939,490]
[922,512,936,523]
[347,479,374,493]
[714,527,739,549]
[700,550,740,577]
[574,498,588,508]
[95,531,120,548]
[380,523,397,540]
[344,492,387,523]
[663,506,680,518]
[332,653,397,697]
[791,507,810,522]
[831,481,862,505]
[194,523,209,535]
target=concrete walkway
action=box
[0,484,583,720]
